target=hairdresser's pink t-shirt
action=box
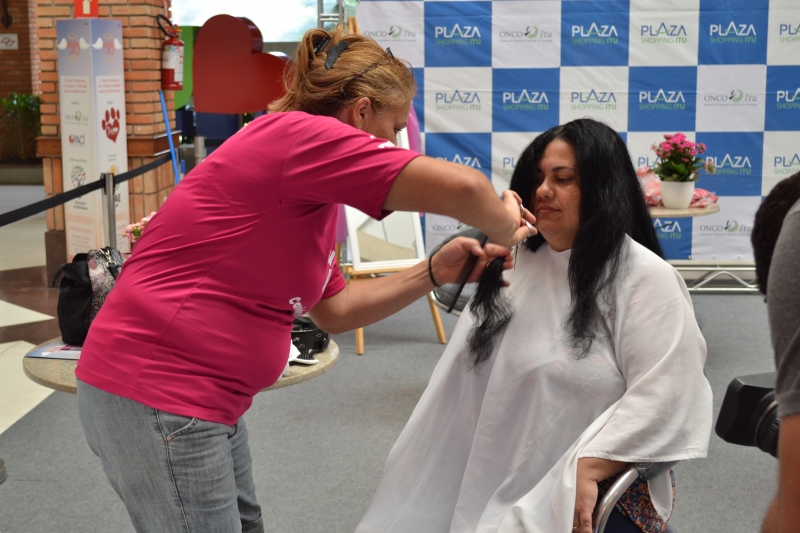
[77,112,419,425]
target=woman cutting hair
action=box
[356,119,713,533]
[75,27,534,533]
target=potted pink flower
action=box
[650,133,716,209]
[122,211,156,246]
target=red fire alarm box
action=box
[75,0,98,18]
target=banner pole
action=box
[103,172,117,249]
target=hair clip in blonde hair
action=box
[313,35,331,54]
[325,41,350,69]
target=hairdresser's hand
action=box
[430,237,513,287]
[483,191,537,248]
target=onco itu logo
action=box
[703,89,758,105]
[435,90,481,111]
[779,23,800,42]
[571,23,619,45]
[434,23,482,45]
[64,110,89,124]
[704,153,752,175]
[772,152,800,176]
[363,26,417,40]
[498,25,554,42]
[699,219,752,234]
[435,154,482,168]
[431,222,466,233]
[640,23,688,44]
[653,219,683,239]
[570,90,617,111]
[709,22,757,44]
[776,88,800,110]
[638,89,686,111]
[502,89,549,111]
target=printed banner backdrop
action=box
[358,0,800,260]
[57,18,130,260]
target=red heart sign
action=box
[102,107,120,143]
[193,15,290,113]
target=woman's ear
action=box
[351,97,373,130]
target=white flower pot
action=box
[661,180,695,209]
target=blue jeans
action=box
[77,379,264,533]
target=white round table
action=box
[648,203,720,218]
[23,339,339,395]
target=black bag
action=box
[291,316,331,362]
[51,247,125,345]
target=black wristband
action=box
[428,254,442,288]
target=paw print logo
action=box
[102,107,121,143]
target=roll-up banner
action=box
[57,18,130,259]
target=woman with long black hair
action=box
[356,119,713,533]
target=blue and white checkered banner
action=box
[358,0,800,261]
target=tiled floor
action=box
[0,185,59,438]
[0,186,47,272]
[0,341,52,434]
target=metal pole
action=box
[158,89,182,184]
[194,135,206,164]
[318,0,344,29]
[103,172,117,249]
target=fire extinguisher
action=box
[157,14,184,91]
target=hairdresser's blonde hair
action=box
[268,26,416,116]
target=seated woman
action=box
[355,119,712,533]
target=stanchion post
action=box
[195,136,206,164]
[102,172,117,249]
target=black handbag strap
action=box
[91,247,125,280]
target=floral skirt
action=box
[597,469,676,533]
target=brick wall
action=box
[37,0,176,138]
[0,0,39,160]
[37,0,178,276]
[0,0,38,97]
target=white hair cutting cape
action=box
[356,238,712,533]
